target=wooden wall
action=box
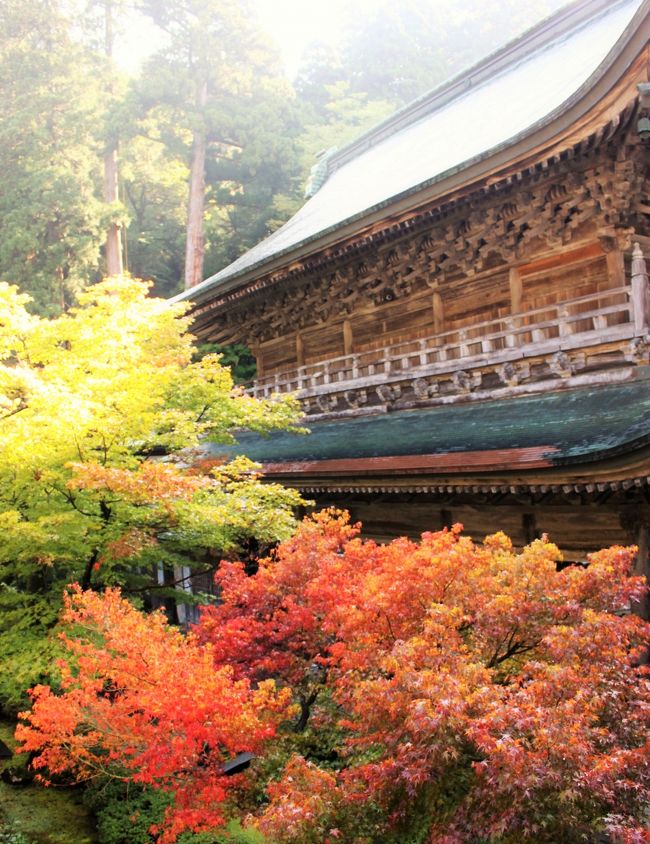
[256,236,622,376]
[309,490,647,561]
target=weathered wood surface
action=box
[251,284,637,404]
[321,490,649,560]
[183,56,650,588]
[200,114,649,425]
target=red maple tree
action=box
[15,587,291,844]
[202,513,650,843]
[17,513,650,843]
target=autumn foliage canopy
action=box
[0,277,303,712]
[17,512,650,843]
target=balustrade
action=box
[249,283,637,402]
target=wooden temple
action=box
[177,0,650,598]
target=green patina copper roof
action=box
[213,375,650,469]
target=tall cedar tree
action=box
[0,0,106,313]
[137,0,298,290]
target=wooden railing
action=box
[250,285,636,400]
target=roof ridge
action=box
[326,0,632,175]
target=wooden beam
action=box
[519,241,604,276]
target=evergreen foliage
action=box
[0,1,105,313]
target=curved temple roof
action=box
[178,0,648,306]
[208,376,650,481]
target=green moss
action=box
[0,721,97,844]
[84,779,267,844]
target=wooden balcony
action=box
[249,282,647,409]
[251,245,650,415]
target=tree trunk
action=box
[184,80,208,289]
[104,147,123,276]
[294,689,319,732]
[103,0,123,277]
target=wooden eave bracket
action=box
[188,96,639,335]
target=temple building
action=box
[176,0,650,592]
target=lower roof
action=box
[214,372,650,482]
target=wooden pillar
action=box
[253,346,264,379]
[620,503,650,637]
[296,332,305,368]
[522,512,538,544]
[343,319,353,356]
[432,290,444,335]
[440,508,453,530]
[507,267,523,347]
[631,242,649,334]
[606,247,626,288]
[509,267,522,313]
[634,522,650,623]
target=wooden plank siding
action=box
[253,235,636,388]
[331,493,642,559]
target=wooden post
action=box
[558,305,571,338]
[343,319,353,356]
[459,329,470,359]
[432,290,444,336]
[296,332,305,367]
[418,338,428,366]
[505,317,519,348]
[253,347,264,379]
[507,268,523,348]
[631,242,649,334]
[620,505,650,644]
[606,248,626,288]
[351,355,359,379]
[634,523,650,622]
[522,512,538,544]
[508,267,522,313]
[440,509,453,530]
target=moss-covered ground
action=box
[0,721,97,844]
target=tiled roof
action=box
[177,0,647,306]
[209,374,650,474]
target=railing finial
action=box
[632,242,650,334]
[632,242,648,280]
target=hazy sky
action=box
[116,0,369,76]
[254,0,570,76]
[253,0,375,76]
[116,0,570,78]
